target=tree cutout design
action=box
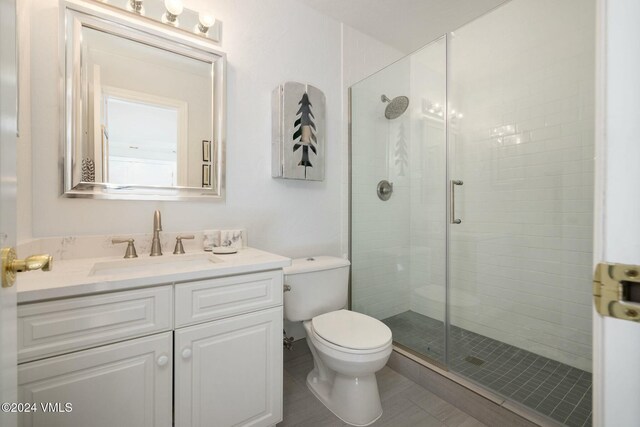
[395,122,408,176]
[292,92,317,178]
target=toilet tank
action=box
[283,256,351,322]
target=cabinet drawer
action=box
[175,270,283,328]
[18,286,173,363]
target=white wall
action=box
[19,0,348,259]
[448,0,595,371]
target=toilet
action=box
[283,256,393,426]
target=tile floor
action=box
[383,311,592,427]
[278,350,486,427]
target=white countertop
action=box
[17,247,291,303]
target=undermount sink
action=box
[90,253,222,276]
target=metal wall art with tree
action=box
[272,82,325,181]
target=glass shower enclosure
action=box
[349,1,595,426]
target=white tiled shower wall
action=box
[446,0,595,371]
[350,38,450,324]
[407,39,447,324]
[350,57,413,320]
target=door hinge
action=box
[593,263,640,322]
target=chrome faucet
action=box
[150,210,163,256]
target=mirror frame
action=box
[61,0,226,201]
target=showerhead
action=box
[381,94,409,119]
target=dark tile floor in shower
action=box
[382,311,592,427]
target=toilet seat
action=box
[311,310,392,351]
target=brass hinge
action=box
[593,263,640,322]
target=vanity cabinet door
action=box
[18,332,173,427]
[175,307,283,427]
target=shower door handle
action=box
[450,180,463,224]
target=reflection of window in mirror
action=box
[100,88,188,187]
[80,25,214,190]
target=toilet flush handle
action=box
[283,284,291,292]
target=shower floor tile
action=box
[382,311,592,427]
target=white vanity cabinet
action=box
[17,269,284,427]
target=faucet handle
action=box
[112,238,138,259]
[173,235,195,255]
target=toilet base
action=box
[306,368,383,427]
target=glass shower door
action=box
[350,37,448,365]
[446,0,595,425]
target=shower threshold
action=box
[382,311,592,427]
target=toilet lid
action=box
[312,310,392,350]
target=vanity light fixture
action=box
[196,11,216,35]
[127,0,144,14]
[162,0,184,26]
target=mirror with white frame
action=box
[62,0,225,200]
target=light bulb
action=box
[165,0,183,16]
[127,0,144,14]
[197,11,216,34]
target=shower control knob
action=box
[182,348,192,360]
[377,180,393,201]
